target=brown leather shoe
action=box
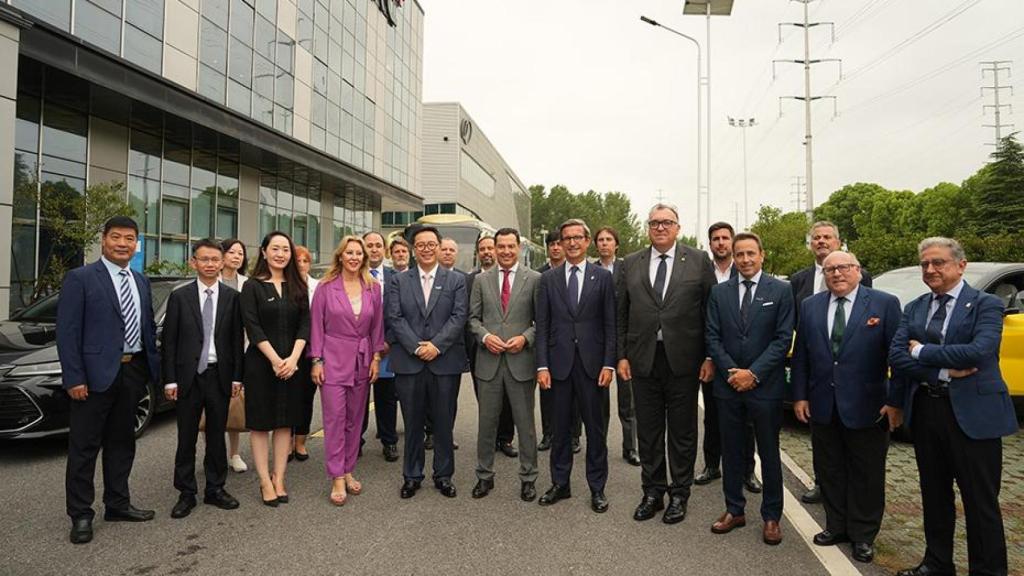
[710,512,746,534]
[763,520,782,545]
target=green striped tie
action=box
[831,296,847,358]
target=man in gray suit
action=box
[468,228,542,502]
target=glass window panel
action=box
[15,95,40,152]
[253,94,274,126]
[126,0,164,39]
[292,214,307,247]
[124,25,163,73]
[260,204,276,237]
[128,175,161,234]
[230,0,254,44]
[227,80,251,115]
[327,102,341,134]
[314,1,328,27]
[274,71,294,108]
[160,240,188,264]
[11,0,70,31]
[276,211,292,235]
[201,19,228,74]
[163,138,192,186]
[163,181,190,200]
[311,93,326,127]
[329,40,342,73]
[129,129,162,179]
[191,187,215,238]
[276,31,294,73]
[296,12,313,51]
[260,182,276,205]
[89,0,122,16]
[254,16,276,61]
[342,48,353,84]
[252,54,275,97]
[228,38,253,86]
[198,65,227,104]
[75,1,121,54]
[307,215,319,260]
[298,0,314,18]
[274,106,293,133]
[313,25,328,63]
[256,0,276,20]
[312,59,328,95]
[201,0,229,29]
[162,198,189,235]
[10,221,38,313]
[42,103,87,161]
[276,183,293,211]
[216,205,238,239]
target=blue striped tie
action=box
[119,270,140,350]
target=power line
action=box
[834,0,897,39]
[981,61,1014,146]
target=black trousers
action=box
[294,377,317,436]
[701,380,756,475]
[473,376,514,445]
[65,355,146,520]
[718,395,784,521]
[361,376,399,446]
[812,410,889,543]
[174,369,229,497]
[395,371,460,482]
[912,390,1007,575]
[614,377,638,454]
[540,387,581,439]
[550,353,609,492]
[633,343,700,499]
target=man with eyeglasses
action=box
[788,220,873,504]
[387,226,469,499]
[616,205,716,525]
[889,237,1017,576]
[791,250,903,563]
[535,219,617,513]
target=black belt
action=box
[120,352,142,364]
[920,382,950,398]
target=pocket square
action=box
[761,301,775,307]
[434,285,442,289]
[866,317,880,327]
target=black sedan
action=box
[0,277,190,439]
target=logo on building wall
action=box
[460,119,473,145]
[375,0,404,27]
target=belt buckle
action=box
[121,353,133,364]
[926,384,948,398]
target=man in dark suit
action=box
[535,219,617,514]
[706,232,794,546]
[791,250,904,564]
[162,239,243,519]
[361,231,399,462]
[789,220,873,504]
[595,226,640,467]
[696,222,759,493]
[889,237,1018,576]
[536,230,581,453]
[387,226,468,499]
[616,205,716,525]
[57,216,161,544]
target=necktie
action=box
[371,268,380,281]
[568,266,580,311]
[118,270,140,351]
[198,288,214,374]
[653,254,668,303]
[501,269,511,313]
[740,279,754,329]
[925,294,951,344]
[831,296,847,358]
[422,273,433,307]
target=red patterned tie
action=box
[501,269,511,312]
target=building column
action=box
[238,163,261,259]
[0,15,24,320]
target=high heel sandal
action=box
[329,480,347,506]
[345,476,362,496]
[260,482,279,507]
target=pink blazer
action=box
[308,277,385,386]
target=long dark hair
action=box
[251,231,308,307]
[221,238,247,275]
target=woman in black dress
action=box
[240,231,309,506]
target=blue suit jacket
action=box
[888,282,1018,440]
[705,274,794,401]
[56,260,160,392]
[378,266,397,378]
[385,266,468,376]
[535,262,616,381]
[791,286,904,428]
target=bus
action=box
[388,214,544,272]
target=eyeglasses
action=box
[920,258,951,271]
[194,257,223,264]
[560,235,586,244]
[414,241,439,250]
[647,220,678,230]
[823,263,858,275]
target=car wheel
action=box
[134,383,156,438]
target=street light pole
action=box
[727,116,757,229]
[640,16,703,240]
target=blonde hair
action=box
[324,236,373,285]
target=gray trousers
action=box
[614,376,638,454]
[475,362,539,483]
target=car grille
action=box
[0,387,43,433]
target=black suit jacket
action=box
[162,281,245,397]
[790,263,872,323]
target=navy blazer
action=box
[705,273,795,401]
[56,260,160,392]
[888,282,1018,440]
[535,262,617,381]
[791,286,904,428]
[385,266,468,376]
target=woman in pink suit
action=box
[309,236,384,506]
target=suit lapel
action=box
[553,264,575,317]
[637,250,659,306]
[93,261,123,320]
[724,277,742,330]
[578,263,597,313]
[944,284,975,344]
[662,244,687,303]
[424,268,446,318]
[410,269,427,317]
[839,288,871,356]
[503,269,523,319]
[745,276,769,330]
[816,292,831,347]
[188,280,203,331]
[214,282,230,334]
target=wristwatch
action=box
[311,357,324,366]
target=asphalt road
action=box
[0,377,883,576]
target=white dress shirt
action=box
[738,270,764,307]
[812,264,827,295]
[910,279,965,383]
[564,260,588,301]
[713,260,733,284]
[598,258,615,275]
[648,245,676,299]
[828,285,859,335]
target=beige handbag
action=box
[199,389,246,432]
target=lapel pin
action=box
[965,302,971,308]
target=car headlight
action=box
[8,361,63,377]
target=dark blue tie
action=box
[568,266,580,312]
[653,254,668,303]
[925,294,951,344]
[740,279,754,330]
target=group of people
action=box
[56,209,1016,576]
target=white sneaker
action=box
[229,454,248,473]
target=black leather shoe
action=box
[171,495,197,519]
[812,529,849,546]
[632,494,665,521]
[453,440,460,450]
[400,480,421,499]
[383,444,399,462]
[591,491,609,513]
[537,435,551,451]
[435,479,457,498]
[694,467,722,485]
[424,434,434,450]
[69,518,93,544]
[852,542,875,563]
[497,442,518,458]
[744,473,763,493]
[520,481,537,502]
[203,489,240,510]
[895,564,948,576]
[538,484,571,506]
[624,450,641,466]
[801,484,822,504]
[571,438,581,454]
[104,505,155,522]
[471,479,494,499]
[662,495,688,524]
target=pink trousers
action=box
[321,381,370,478]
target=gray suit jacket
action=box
[468,266,540,382]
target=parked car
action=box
[0,277,190,439]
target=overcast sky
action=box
[420,0,1024,238]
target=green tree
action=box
[971,133,1024,235]
[749,206,812,276]
[529,184,648,256]
[813,182,890,242]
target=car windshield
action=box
[872,266,990,308]
[10,279,182,323]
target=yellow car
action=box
[873,262,1024,419]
